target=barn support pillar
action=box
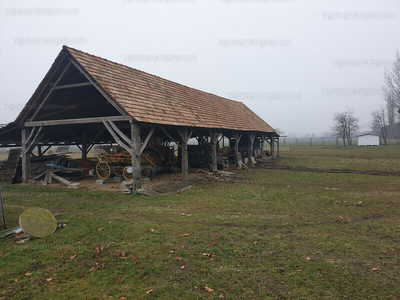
[81,131,88,159]
[37,145,42,156]
[210,130,218,172]
[178,128,193,183]
[21,125,44,183]
[249,132,256,160]
[232,131,243,167]
[21,128,31,184]
[130,122,141,191]
[102,118,141,191]
[270,133,275,156]
[162,127,192,183]
[261,133,265,156]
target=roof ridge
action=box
[63,45,241,104]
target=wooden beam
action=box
[87,129,104,146]
[130,122,141,191]
[24,125,44,153]
[21,128,31,183]
[102,120,132,154]
[210,130,218,172]
[69,59,128,116]
[161,127,181,149]
[108,121,131,145]
[54,82,92,90]
[140,127,155,154]
[82,131,87,159]
[179,128,193,183]
[249,132,256,158]
[27,131,45,154]
[30,62,72,121]
[25,115,133,127]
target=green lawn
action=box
[0,145,399,299]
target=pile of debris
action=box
[199,170,239,183]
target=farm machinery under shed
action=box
[95,136,176,180]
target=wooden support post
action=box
[37,145,42,156]
[179,128,192,183]
[249,132,256,160]
[0,182,6,229]
[82,131,88,159]
[270,134,275,156]
[277,137,280,157]
[261,133,265,156]
[210,130,218,172]
[162,127,192,182]
[232,131,242,167]
[130,122,141,191]
[21,128,31,183]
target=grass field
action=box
[0,145,400,299]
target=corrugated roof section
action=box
[65,46,275,133]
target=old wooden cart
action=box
[96,152,155,180]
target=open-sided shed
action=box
[0,46,278,190]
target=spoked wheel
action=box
[113,166,124,177]
[96,161,111,180]
[141,166,152,178]
[123,166,133,181]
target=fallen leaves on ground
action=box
[146,289,153,294]
[183,234,190,237]
[46,278,52,282]
[70,254,77,260]
[205,286,214,293]
[306,257,311,261]
[97,228,103,231]
[24,272,31,276]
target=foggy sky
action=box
[0,0,399,136]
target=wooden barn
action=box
[0,46,278,191]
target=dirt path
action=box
[262,164,400,177]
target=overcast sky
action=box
[0,0,399,136]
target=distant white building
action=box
[357,134,380,146]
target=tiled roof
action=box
[65,47,275,133]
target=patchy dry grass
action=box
[0,145,400,299]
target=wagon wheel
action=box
[96,161,111,180]
[113,166,124,177]
[123,166,133,181]
[141,166,152,178]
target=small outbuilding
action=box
[357,134,379,146]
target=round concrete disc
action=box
[19,208,57,238]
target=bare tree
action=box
[332,111,347,147]
[384,51,400,114]
[332,108,359,147]
[370,106,388,145]
[345,108,359,146]
[383,87,397,129]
